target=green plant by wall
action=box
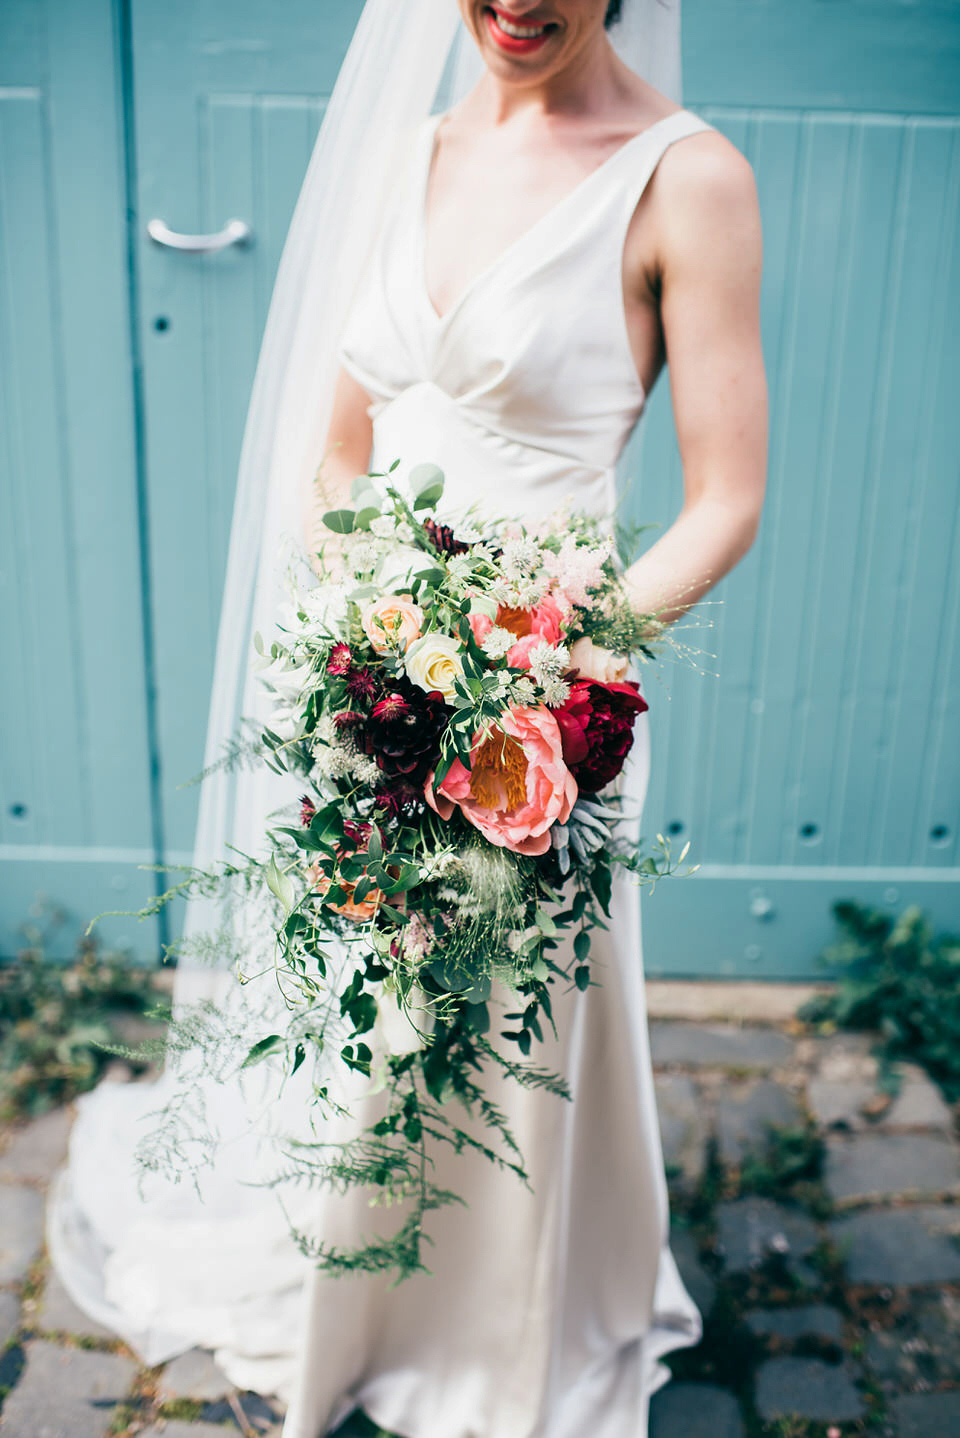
[799,900,960,1103]
[0,909,168,1123]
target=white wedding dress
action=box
[47,107,709,1438]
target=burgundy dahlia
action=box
[362,676,448,786]
[423,516,469,556]
[300,794,316,828]
[554,679,648,793]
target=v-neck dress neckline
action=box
[418,109,689,327]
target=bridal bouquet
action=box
[130,463,690,1278]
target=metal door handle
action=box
[147,217,252,253]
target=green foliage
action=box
[0,909,166,1123]
[799,900,960,1102]
[737,1124,830,1218]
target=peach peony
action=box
[360,593,423,654]
[470,594,571,668]
[424,704,577,856]
[568,635,630,684]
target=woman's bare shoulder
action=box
[653,124,760,242]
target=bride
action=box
[48,2,767,1436]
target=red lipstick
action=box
[484,6,555,56]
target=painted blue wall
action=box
[1,0,957,969]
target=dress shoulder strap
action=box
[615,109,715,224]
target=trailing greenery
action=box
[799,900,960,1103]
[0,909,166,1123]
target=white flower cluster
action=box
[369,514,415,544]
[481,626,517,660]
[499,536,542,579]
[544,534,612,606]
[528,641,571,707]
[311,713,379,787]
[489,575,546,608]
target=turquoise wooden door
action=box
[630,0,960,973]
[129,0,363,887]
[5,1,955,973]
[0,0,160,958]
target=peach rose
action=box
[360,593,423,654]
[568,635,630,684]
[424,705,577,856]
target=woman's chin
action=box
[472,5,564,73]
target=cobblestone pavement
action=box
[0,1015,957,1437]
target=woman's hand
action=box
[304,366,375,578]
[623,130,768,627]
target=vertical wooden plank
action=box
[0,0,158,957]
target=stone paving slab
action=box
[715,1078,803,1165]
[649,1381,744,1438]
[0,1289,21,1349]
[0,1109,74,1186]
[865,1288,960,1387]
[0,1185,45,1284]
[812,1031,879,1082]
[655,1074,709,1187]
[670,1227,716,1318]
[891,1390,960,1438]
[157,1345,235,1400]
[0,1339,136,1438]
[806,1077,876,1130]
[715,1196,819,1274]
[744,1303,844,1344]
[879,1064,956,1131]
[753,1355,865,1423]
[825,1131,960,1205]
[650,1022,794,1070]
[32,1271,115,1341]
[140,1425,246,1438]
[828,1204,960,1285]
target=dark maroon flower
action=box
[423,517,469,556]
[333,709,365,732]
[327,643,352,677]
[554,679,648,793]
[300,795,316,828]
[362,676,448,785]
[341,819,373,851]
[345,666,378,703]
[374,779,425,817]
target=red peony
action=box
[553,680,648,793]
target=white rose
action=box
[568,635,629,684]
[404,633,465,703]
[374,544,436,592]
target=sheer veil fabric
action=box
[176,0,682,1003]
[46,2,702,1434]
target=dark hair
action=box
[604,0,623,26]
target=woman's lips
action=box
[484,6,556,55]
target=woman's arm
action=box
[303,365,375,573]
[623,135,768,626]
